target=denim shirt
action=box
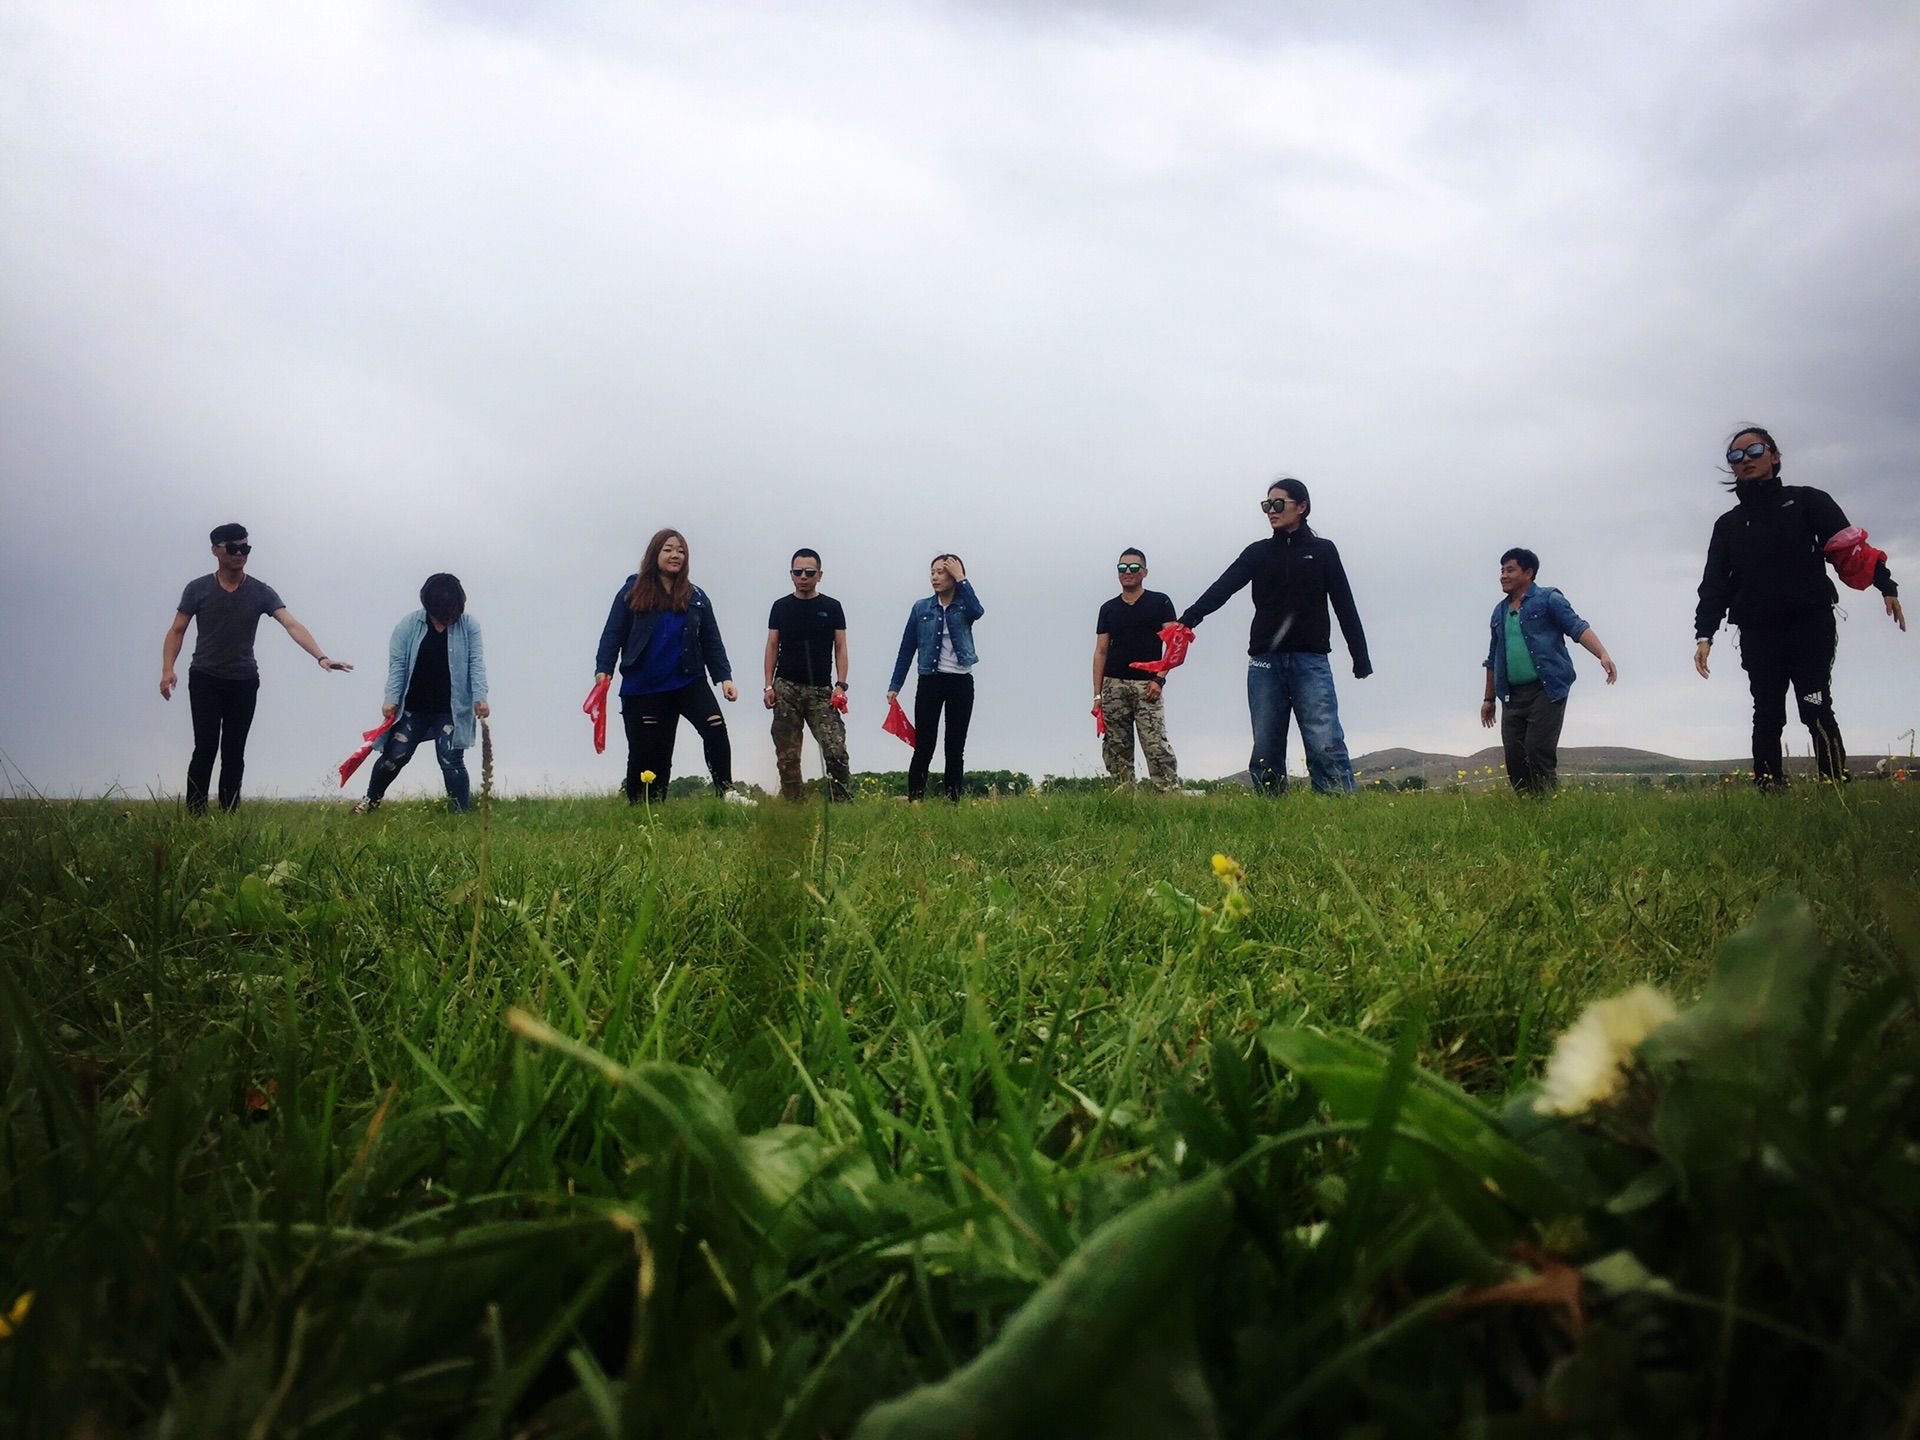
[595,578,733,687]
[377,611,488,752]
[889,580,985,691]
[1484,584,1589,703]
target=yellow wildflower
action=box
[640,770,656,784]
[1210,853,1245,884]
[1534,985,1679,1116]
[0,1292,32,1340]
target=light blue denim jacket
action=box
[890,581,985,691]
[377,611,488,751]
[1484,584,1589,703]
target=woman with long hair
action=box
[594,529,746,804]
[887,553,984,802]
[1179,477,1372,794]
[1694,424,1903,786]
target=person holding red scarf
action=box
[1694,424,1903,786]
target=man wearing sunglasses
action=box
[1695,425,1903,786]
[1179,477,1372,795]
[161,523,353,812]
[763,548,852,801]
[1093,548,1180,790]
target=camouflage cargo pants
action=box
[1100,677,1178,791]
[771,679,852,800]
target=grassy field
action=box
[4,787,1918,1437]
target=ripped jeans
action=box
[366,709,470,810]
[621,681,733,801]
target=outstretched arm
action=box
[1577,627,1617,683]
[274,609,351,671]
[1177,551,1252,630]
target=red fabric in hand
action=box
[583,676,611,754]
[338,716,397,786]
[830,688,849,714]
[1823,526,1888,591]
[882,694,916,746]
[1130,622,1195,676]
[1092,702,1105,737]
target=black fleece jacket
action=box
[1179,527,1373,676]
[1695,479,1896,639]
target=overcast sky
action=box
[3,0,1916,800]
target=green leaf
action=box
[1639,894,1824,1071]
[850,1172,1232,1439]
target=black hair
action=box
[791,548,821,567]
[1724,423,1782,484]
[420,573,466,625]
[209,522,248,546]
[1267,477,1314,535]
[1118,547,1147,565]
[931,553,966,572]
[1500,547,1540,575]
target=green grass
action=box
[3,787,1917,1436]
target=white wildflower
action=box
[1534,984,1678,1116]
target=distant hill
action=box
[1218,748,1909,787]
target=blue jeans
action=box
[1246,654,1354,795]
[367,709,470,810]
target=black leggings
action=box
[909,672,974,801]
[621,681,732,801]
[1740,609,1844,784]
[186,673,260,813]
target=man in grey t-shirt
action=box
[161,523,352,812]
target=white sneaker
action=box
[351,796,380,814]
[723,788,758,807]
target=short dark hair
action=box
[791,548,821,567]
[209,522,248,546]
[1500,547,1540,575]
[1119,547,1147,565]
[1725,423,1782,481]
[931,553,965,571]
[420,573,466,624]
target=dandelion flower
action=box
[1535,985,1678,1116]
[640,770,656,784]
[0,1292,32,1340]
[1211,853,1245,884]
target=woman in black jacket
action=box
[1694,425,1904,785]
[594,528,746,804]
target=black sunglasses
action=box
[1726,441,1770,465]
[1260,498,1295,514]
[790,567,818,578]
[222,542,252,556]
[1116,562,1143,574]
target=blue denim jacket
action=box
[889,580,985,691]
[1484,584,1589,703]
[377,611,488,752]
[595,578,733,686]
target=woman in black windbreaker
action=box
[593,528,748,805]
[1694,425,1904,786]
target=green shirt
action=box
[1504,607,1538,686]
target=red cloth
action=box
[1091,702,1105,737]
[830,688,849,714]
[1130,622,1195,676]
[1823,526,1888,591]
[583,676,611,754]
[338,716,397,786]
[882,694,916,746]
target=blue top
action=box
[1484,584,1589,703]
[376,611,488,752]
[624,613,689,696]
[595,577,733,688]
[889,580,985,691]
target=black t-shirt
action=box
[1097,590,1177,680]
[768,593,846,686]
[405,625,452,712]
